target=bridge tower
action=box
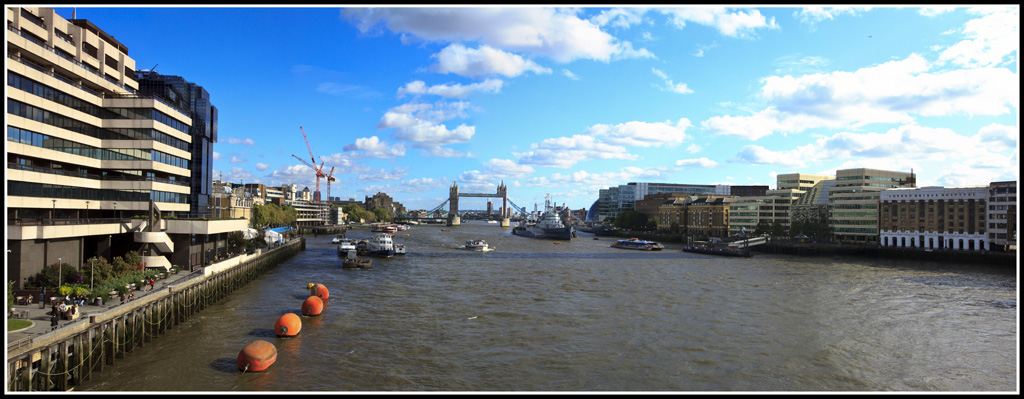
[448,181,460,226]
[497,181,510,227]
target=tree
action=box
[373,207,394,222]
[25,261,80,289]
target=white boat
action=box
[610,238,664,251]
[513,195,575,240]
[337,238,357,257]
[394,243,406,255]
[331,234,345,244]
[368,233,395,258]
[464,239,493,252]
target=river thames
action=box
[77,221,1017,392]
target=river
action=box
[77,221,1018,392]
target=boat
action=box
[396,224,409,231]
[342,257,372,269]
[337,238,357,257]
[331,234,345,244]
[610,238,664,251]
[512,195,575,240]
[682,239,751,258]
[372,224,398,234]
[367,233,396,258]
[394,243,406,255]
[464,239,493,252]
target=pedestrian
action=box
[50,313,58,330]
[150,278,155,290]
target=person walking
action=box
[50,313,59,330]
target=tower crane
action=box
[295,126,332,203]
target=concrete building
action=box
[829,168,916,244]
[879,186,988,251]
[986,181,1017,251]
[6,7,246,286]
[211,180,254,222]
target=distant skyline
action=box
[49,5,1019,210]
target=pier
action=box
[5,238,305,392]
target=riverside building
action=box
[6,7,246,287]
[728,173,832,237]
[828,168,916,245]
[879,186,988,251]
[986,181,1017,251]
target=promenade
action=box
[7,268,204,348]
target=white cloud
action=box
[973,123,1018,152]
[357,167,409,181]
[514,134,638,168]
[728,145,807,168]
[397,79,504,99]
[230,156,246,164]
[342,136,407,159]
[376,101,477,157]
[590,7,648,29]
[793,6,872,25]
[707,52,1019,140]
[526,166,675,187]
[342,7,654,63]
[212,152,223,160]
[652,68,694,94]
[460,158,536,184]
[255,163,270,171]
[431,44,551,78]
[584,118,691,147]
[562,69,579,80]
[222,137,255,146]
[660,7,779,38]
[937,7,1019,68]
[675,158,719,168]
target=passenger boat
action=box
[367,233,396,258]
[372,224,398,234]
[682,240,752,258]
[337,238,357,257]
[331,234,345,244]
[464,239,493,252]
[610,238,664,251]
[394,243,406,255]
[396,224,409,231]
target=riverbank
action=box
[584,230,1017,267]
[6,238,305,392]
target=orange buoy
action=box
[237,340,277,372]
[274,313,302,337]
[301,295,323,316]
[309,283,329,300]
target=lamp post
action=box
[52,199,57,222]
[58,257,62,293]
[85,200,89,220]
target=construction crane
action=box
[294,126,331,203]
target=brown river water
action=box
[76,221,1018,392]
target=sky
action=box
[47,5,1019,211]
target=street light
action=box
[58,257,62,292]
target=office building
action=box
[986,181,1017,251]
[6,7,245,286]
[828,168,916,244]
[879,186,988,251]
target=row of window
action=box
[8,126,190,168]
[9,72,190,134]
[8,180,188,204]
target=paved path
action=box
[7,269,203,344]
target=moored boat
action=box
[337,238,357,257]
[610,238,664,251]
[512,194,576,240]
[368,233,396,258]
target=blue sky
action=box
[50,6,1018,211]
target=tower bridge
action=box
[447,181,513,227]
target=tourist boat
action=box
[610,238,664,251]
[372,224,398,234]
[464,239,493,252]
[337,238,357,257]
[396,224,409,231]
[331,234,345,244]
[513,195,575,240]
[394,243,406,255]
[367,233,396,258]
